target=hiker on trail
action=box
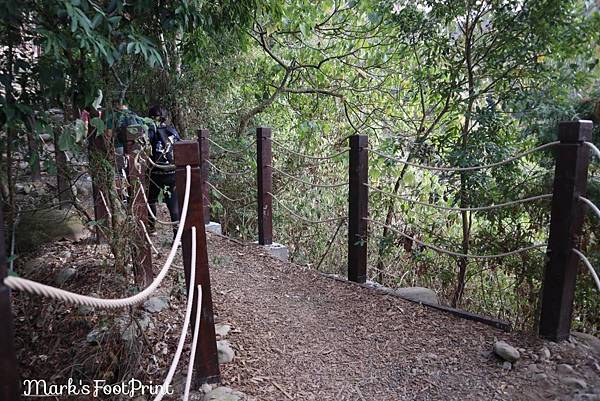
[108,101,147,196]
[147,105,181,234]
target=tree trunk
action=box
[26,116,41,182]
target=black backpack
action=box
[150,125,179,170]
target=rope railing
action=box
[207,137,256,155]
[365,218,547,259]
[3,165,192,309]
[139,219,160,255]
[368,141,559,172]
[270,137,350,161]
[584,141,600,161]
[367,185,553,212]
[140,184,179,226]
[99,190,113,220]
[270,165,348,188]
[572,249,600,292]
[183,285,203,401]
[147,157,176,171]
[580,196,600,221]
[269,192,347,224]
[206,160,254,177]
[154,226,199,401]
[206,181,253,203]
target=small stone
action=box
[39,133,52,142]
[204,386,244,401]
[215,324,231,338]
[217,340,235,364]
[77,304,94,315]
[559,376,587,389]
[201,383,214,393]
[557,364,575,375]
[55,268,77,285]
[494,341,521,362]
[539,346,551,361]
[533,373,547,381]
[143,296,169,313]
[502,361,512,370]
[86,327,107,344]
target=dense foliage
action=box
[2,0,600,334]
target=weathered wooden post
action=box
[0,204,20,400]
[348,135,368,283]
[84,110,109,242]
[124,129,153,287]
[539,120,592,341]
[197,129,211,225]
[257,127,273,245]
[174,141,220,384]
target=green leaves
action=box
[91,117,105,136]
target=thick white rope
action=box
[147,157,176,171]
[368,185,553,212]
[584,141,600,161]
[99,190,113,220]
[269,192,346,224]
[206,160,253,177]
[3,166,192,309]
[572,249,600,292]
[365,218,547,259]
[153,227,197,401]
[140,184,179,226]
[368,141,560,172]
[206,181,252,203]
[270,138,350,161]
[270,165,348,188]
[139,219,160,255]
[580,196,600,221]
[183,285,203,401]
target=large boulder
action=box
[395,287,439,305]
[16,209,87,251]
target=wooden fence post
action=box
[197,129,211,225]
[84,110,109,243]
[0,203,20,400]
[174,140,221,384]
[348,135,368,283]
[539,120,593,341]
[257,127,273,245]
[124,129,153,287]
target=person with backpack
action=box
[146,105,181,234]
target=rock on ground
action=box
[217,340,235,364]
[16,209,87,250]
[203,386,249,401]
[215,324,231,338]
[394,286,438,304]
[143,296,170,313]
[494,340,520,362]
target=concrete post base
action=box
[205,222,222,235]
[254,242,289,261]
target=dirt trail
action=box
[206,233,600,401]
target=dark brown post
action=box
[197,129,211,225]
[85,110,109,242]
[257,127,273,245]
[539,120,592,341]
[174,141,220,384]
[348,135,368,283]
[124,129,153,287]
[0,204,20,400]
